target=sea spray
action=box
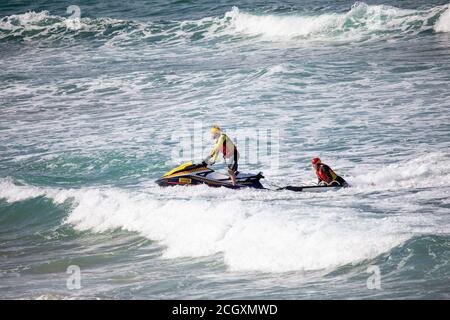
[1,3,449,43]
[434,4,450,32]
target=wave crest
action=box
[0,177,416,273]
[223,2,448,41]
[1,3,449,44]
[434,4,450,32]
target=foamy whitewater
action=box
[1,0,450,299]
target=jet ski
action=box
[155,162,265,189]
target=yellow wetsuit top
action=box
[205,133,239,164]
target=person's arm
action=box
[204,135,224,164]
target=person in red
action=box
[311,158,348,187]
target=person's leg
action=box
[228,159,238,186]
[228,168,237,186]
[335,176,348,187]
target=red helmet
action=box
[312,157,321,165]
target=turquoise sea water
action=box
[1,0,450,299]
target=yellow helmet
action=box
[211,125,221,135]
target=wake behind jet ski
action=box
[155,162,265,189]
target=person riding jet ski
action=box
[311,158,348,187]
[203,125,240,186]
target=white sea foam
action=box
[0,178,47,202]
[0,178,73,204]
[1,3,448,43]
[350,152,450,189]
[61,187,411,272]
[0,10,125,41]
[3,153,447,272]
[434,5,450,33]
[221,3,443,41]
[224,6,339,39]
[0,11,51,31]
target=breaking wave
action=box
[224,2,447,41]
[0,181,409,272]
[2,153,448,273]
[0,2,449,44]
[434,4,450,32]
[350,152,450,189]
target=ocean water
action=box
[1,0,450,299]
